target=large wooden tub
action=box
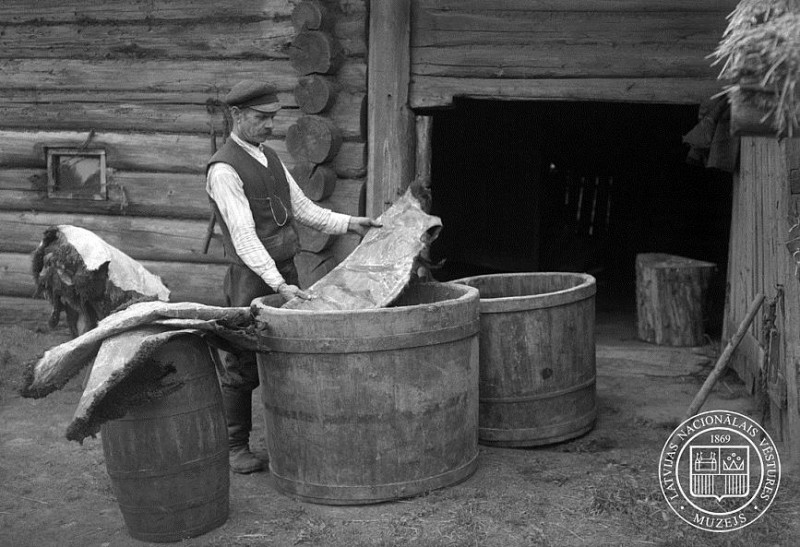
[252,282,480,505]
[454,273,597,447]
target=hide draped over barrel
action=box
[100,332,229,542]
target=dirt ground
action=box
[1,297,798,547]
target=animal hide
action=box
[32,225,170,335]
[280,189,442,311]
[21,301,252,399]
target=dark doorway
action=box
[429,99,733,336]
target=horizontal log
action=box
[0,0,364,23]
[0,20,293,61]
[0,168,211,220]
[410,76,726,108]
[0,59,366,94]
[0,166,364,220]
[0,210,227,259]
[414,0,737,12]
[0,16,365,60]
[0,92,364,138]
[0,130,366,178]
[0,0,293,22]
[0,251,227,305]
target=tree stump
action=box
[635,253,716,346]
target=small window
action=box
[46,148,107,200]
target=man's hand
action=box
[277,283,312,302]
[348,216,383,237]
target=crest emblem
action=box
[689,445,749,500]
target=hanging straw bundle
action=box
[712,0,800,137]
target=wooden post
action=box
[636,253,716,346]
[367,0,415,216]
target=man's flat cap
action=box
[225,80,281,113]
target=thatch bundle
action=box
[712,0,800,137]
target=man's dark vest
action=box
[207,139,299,264]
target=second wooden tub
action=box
[454,273,597,447]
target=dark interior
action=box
[428,99,733,337]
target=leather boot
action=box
[222,385,264,474]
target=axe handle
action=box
[683,292,765,422]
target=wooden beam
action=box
[0,59,366,94]
[0,0,365,23]
[367,0,415,215]
[0,210,226,259]
[0,129,365,179]
[0,16,365,60]
[415,115,433,188]
[414,0,738,12]
[410,76,725,108]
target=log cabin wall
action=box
[0,0,367,305]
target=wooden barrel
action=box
[100,334,229,543]
[454,273,597,447]
[252,282,480,505]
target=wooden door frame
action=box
[366,0,416,216]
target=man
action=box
[206,80,381,473]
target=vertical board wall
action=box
[725,137,800,458]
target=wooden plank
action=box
[412,43,722,80]
[0,0,365,23]
[413,10,728,45]
[414,0,738,12]
[0,210,226,260]
[0,16,365,60]
[0,59,367,94]
[0,92,364,138]
[780,139,800,468]
[410,76,725,107]
[367,0,415,216]
[0,130,366,178]
[0,251,226,305]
